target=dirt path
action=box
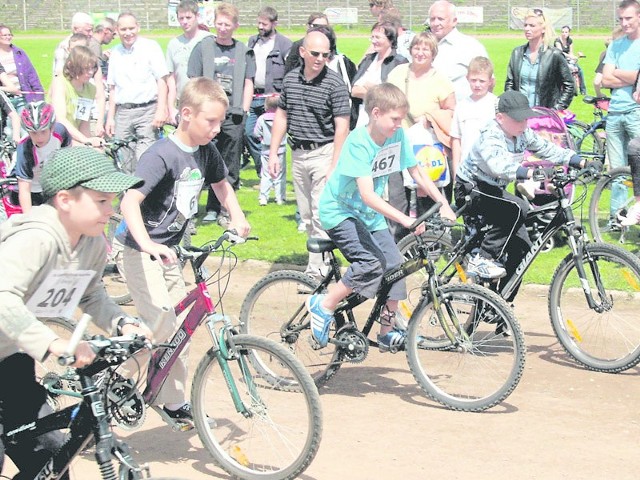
[5,259,639,479]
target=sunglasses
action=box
[308,50,330,58]
[533,8,545,19]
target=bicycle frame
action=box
[439,171,605,308]
[142,246,262,417]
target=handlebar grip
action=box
[58,313,92,366]
[409,201,442,231]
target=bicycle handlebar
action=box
[409,201,442,231]
[174,230,258,259]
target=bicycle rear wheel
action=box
[549,242,640,372]
[568,120,605,156]
[588,167,640,250]
[405,283,526,412]
[191,334,322,480]
[239,270,341,387]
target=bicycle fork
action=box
[566,232,612,312]
[205,314,262,418]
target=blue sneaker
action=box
[306,294,334,348]
[377,328,406,353]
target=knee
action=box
[629,137,640,160]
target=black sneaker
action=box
[163,403,194,421]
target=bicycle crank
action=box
[333,327,369,363]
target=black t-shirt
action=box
[119,136,227,248]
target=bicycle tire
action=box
[548,242,640,373]
[191,334,323,480]
[568,120,605,156]
[239,270,341,387]
[405,283,526,412]
[103,213,132,305]
[588,166,639,249]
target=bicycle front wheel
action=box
[239,270,341,386]
[406,283,526,412]
[191,334,323,480]
[549,242,640,372]
[588,166,640,249]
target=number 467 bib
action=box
[26,270,96,318]
[371,142,401,178]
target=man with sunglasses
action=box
[426,0,488,100]
[245,6,293,176]
[268,29,351,281]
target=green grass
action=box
[14,30,616,278]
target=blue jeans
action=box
[244,96,265,176]
[605,109,640,215]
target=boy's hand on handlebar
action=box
[49,339,96,367]
[229,219,251,238]
[401,214,426,235]
[584,159,603,173]
[144,242,178,265]
[439,204,456,223]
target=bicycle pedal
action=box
[151,405,194,432]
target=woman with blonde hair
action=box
[49,45,104,146]
[505,8,574,110]
[386,31,455,240]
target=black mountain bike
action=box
[1,315,185,480]
[398,166,640,373]
[240,204,526,412]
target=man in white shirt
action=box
[105,12,169,173]
[166,0,212,123]
[427,0,488,100]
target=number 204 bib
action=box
[26,270,96,318]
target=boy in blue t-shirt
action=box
[307,83,455,352]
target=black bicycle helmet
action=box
[21,101,56,132]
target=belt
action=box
[292,139,332,151]
[254,88,265,94]
[117,99,157,109]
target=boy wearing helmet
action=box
[13,101,72,213]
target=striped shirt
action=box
[278,66,350,144]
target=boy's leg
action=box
[275,152,287,203]
[259,152,273,203]
[306,218,385,347]
[0,354,68,480]
[122,246,188,406]
[475,184,528,262]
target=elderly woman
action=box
[386,31,455,240]
[49,45,103,146]
[505,9,574,110]
[351,20,408,128]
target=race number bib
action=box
[26,270,96,318]
[176,178,204,219]
[371,142,401,178]
[74,97,93,122]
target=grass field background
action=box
[14,29,614,282]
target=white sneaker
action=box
[516,179,538,200]
[466,254,506,279]
[619,203,640,226]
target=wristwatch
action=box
[116,316,141,335]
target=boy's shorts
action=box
[327,217,406,300]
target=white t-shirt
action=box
[450,92,497,162]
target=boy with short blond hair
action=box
[306,82,455,352]
[450,56,497,179]
[0,146,148,478]
[118,77,250,427]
